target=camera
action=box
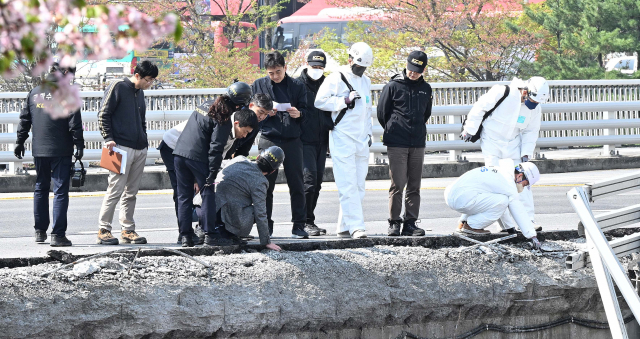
[70,159,86,188]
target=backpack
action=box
[333,72,356,128]
[461,85,510,143]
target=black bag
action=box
[70,158,86,188]
[333,72,357,127]
[461,85,510,143]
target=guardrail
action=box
[1,79,640,173]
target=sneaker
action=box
[337,231,351,238]
[35,229,47,243]
[97,228,119,245]
[304,223,321,236]
[180,235,194,248]
[460,222,490,236]
[351,230,367,239]
[291,225,309,239]
[120,230,147,244]
[534,225,542,232]
[401,220,426,236]
[50,235,72,247]
[387,219,402,236]
[317,226,327,235]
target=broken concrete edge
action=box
[2,155,640,193]
[4,228,630,270]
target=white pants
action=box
[329,130,369,234]
[480,135,535,229]
[445,188,510,230]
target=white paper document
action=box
[273,102,292,112]
[112,146,127,174]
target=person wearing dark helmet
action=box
[209,146,284,251]
[172,81,254,247]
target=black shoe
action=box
[401,220,426,236]
[291,225,309,239]
[177,233,204,245]
[387,219,402,236]
[181,235,194,247]
[50,235,72,247]
[35,229,47,243]
[504,228,517,235]
[304,223,321,236]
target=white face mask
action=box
[307,68,324,80]
[516,183,525,193]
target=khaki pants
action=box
[388,147,424,222]
[98,145,148,231]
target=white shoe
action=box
[337,231,351,238]
[351,230,367,239]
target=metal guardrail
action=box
[2,80,640,172]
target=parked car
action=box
[605,56,637,74]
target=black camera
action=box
[70,159,86,188]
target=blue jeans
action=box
[34,156,72,236]
[174,155,215,237]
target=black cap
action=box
[226,81,252,106]
[307,50,327,67]
[259,146,285,171]
[407,51,428,73]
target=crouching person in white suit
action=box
[314,42,374,239]
[444,162,542,250]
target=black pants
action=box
[259,137,306,228]
[34,156,72,236]
[303,143,327,224]
[159,141,201,225]
[174,155,215,237]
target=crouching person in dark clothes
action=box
[172,82,252,247]
[211,146,283,251]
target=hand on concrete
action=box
[266,243,282,251]
[13,143,25,159]
[460,131,473,142]
[521,155,529,162]
[530,236,541,250]
[104,141,116,152]
[74,148,84,161]
[287,107,301,118]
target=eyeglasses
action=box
[143,77,156,84]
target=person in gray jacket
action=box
[210,146,284,251]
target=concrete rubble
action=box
[0,238,635,339]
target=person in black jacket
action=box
[297,50,332,236]
[251,51,311,239]
[14,63,83,247]
[223,93,273,160]
[172,83,251,247]
[96,60,157,245]
[377,51,433,237]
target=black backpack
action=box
[461,85,510,143]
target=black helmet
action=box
[258,146,285,171]
[226,81,252,106]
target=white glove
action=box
[521,155,529,162]
[345,91,361,105]
[460,131,473,142]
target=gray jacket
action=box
[215,156,270,245]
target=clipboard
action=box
[100,147,127,174]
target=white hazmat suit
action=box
[463,78,542,227]
[314,65,373,235]
[444,166,537,239]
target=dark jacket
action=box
[224,128,258,160]
[377,70,433,148]
[297,68,333,145]
[251,74,309,142]
[16,77,84,157]
[173,100,232,179]
[98,77,148,150]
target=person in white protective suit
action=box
[460,76,549,232]
[444,162,542,250]
[314,42,374,239]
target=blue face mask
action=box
[524,98,539,110]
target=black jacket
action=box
[224,128,258,160]
[173,100,232,179]
[377,70,433,148]
[297,69,333,145]
[98,77,148,150]
[16,76,84,157]
[251,74,309,142]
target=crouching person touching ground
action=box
[444,162,542,250]
[210,146,284,251]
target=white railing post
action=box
[6,122,22,174]
[602,111,616,156]
[447,114,462,161]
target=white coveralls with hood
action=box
[314,42,373,236]
[444,162,540,239]
[461,77,549,229]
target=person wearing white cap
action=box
[315,42,374,239]
[460,76,549,232]
[444,162,542,249]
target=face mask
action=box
[351,64,366,77]
[307,68,324,80]
[524,98,539,110]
